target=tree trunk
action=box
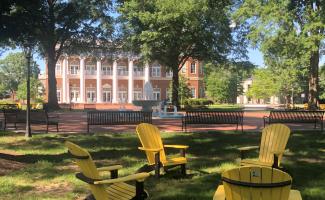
[172,66,180,108]
[308,50,319,108]
[47,48,59,110]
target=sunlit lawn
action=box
[0,130,324,200]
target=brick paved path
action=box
[1,111,322,133]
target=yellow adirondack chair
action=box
[65,141,150,200]
[239,124,291,168]
[136,123,189,177]
[213,166,302,200]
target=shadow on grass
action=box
[0,130,324,199]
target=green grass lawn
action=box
[0,130,324,200]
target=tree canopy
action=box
[118,0,233,107]
[1,0,114,110]
[233,0,325,105]
[0,52,39,100]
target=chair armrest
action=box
[238,146,259,151]
[138,147,162,152]
[164,145,189,149]
[238,146,259,159]
[271,149,289,155]
[94,172,150,185]
[97,165,123,172]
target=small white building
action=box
[236,78,280,105]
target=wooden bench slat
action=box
[264,110,324,131]
[182,110,244,132]
[87,111,152,133]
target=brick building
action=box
[39,54,205,109]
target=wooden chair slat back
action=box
[259,124,290,165]
[136,123,167,165]
[65,141,109,200]
[223,166,292,200]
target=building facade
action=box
[39,55,205,107]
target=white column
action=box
[62,57,68,103]
[128,59,134,103]
[144,62,150,83]
[112,60,118,103]
[96,59,102,103]
[79,57,85,103]
[66,58,70,103]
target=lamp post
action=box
[25,47,32,137]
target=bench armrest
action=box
[138,147,162,152]
[271,149,289,155]
[97,165,123,172]
[48,114,59,119]
[164,145,189,149]
[94,172,150,185]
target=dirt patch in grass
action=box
[0,158,27,176]
[32,182,73,195]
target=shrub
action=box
[184,98,213,106]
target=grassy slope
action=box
[0,130,324,200]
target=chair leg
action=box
[135,181,148,200]
[154,153,161,178]
[56,124,59,132]
[46,124,49,133]
[181,164,186,176]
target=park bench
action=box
[87,111,152,133]
[263,110,325,131]
[182,110,244,132]
[2,109,59,132]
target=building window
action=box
[55,63,61,75]
[190,62,196,74]
[133,65,143,76]
[117,66,128,76]
[69,65,79,75]
[102,65,112,75]
[86,65,96,75]
[133,89,142,100]
[181,64,187,73]
[166,70,173,77]
[57,90,61,102]
[153,88,161,100]
[102,87,111,102]
[151,65,161,77]
[190,88,196,98]
[70,87,79,102]
[86,88,96,103]
[118,87,128,103]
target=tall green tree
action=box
[246,68,279,100]
[0,52,39,100]
[204,61,255,103]
[206,70,238,103]
[233,0,325,106]
[16,78,44,102]
[2,0,114,110]
[118,0,233,107]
